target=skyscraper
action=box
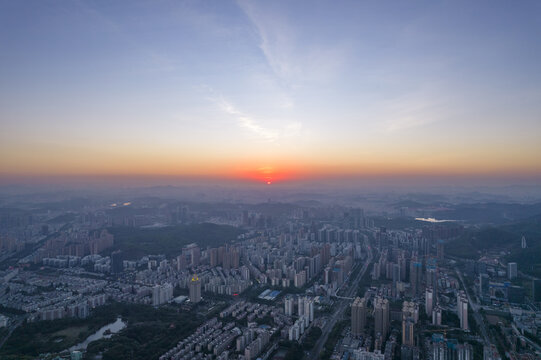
[351,297,367,337]
[189,274,201,303]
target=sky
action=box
[1,0,541,186]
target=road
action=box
[455,267,490,344]
[306,240,374,359]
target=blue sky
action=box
[1,0,540,182]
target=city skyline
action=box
[1,1,541,186]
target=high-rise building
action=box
[111,250,124,274]
[184,243,200,267]
[507,262,517,280]
[432,306,442,325]
[402,301,419,323]
[410,260,423,297]
[425,287,434,316]
[284,297,294,316]
[189,274,201,303]
[304,298,314,323]
[177,254,187,271]
[479,274,490,300]
[533,279,541,302]
[373,297,389,341]
[457,291,468,331]
[392,263,401,298]
[351,297,367,337]
[353,349,385,360]
[398,254,407,281]
[209,248,219,267]
[297,296,304,316]
[289,324,300,341]
[436,240,445,260]
[426,267,438,300]
[431,335,473,360]
[402,318,415,346]
[152,283,173,306]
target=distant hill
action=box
[107,223,243,259]
[434,202,541,224]
[447,215,541,277]
[504,215,541,278]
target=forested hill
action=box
[107,223,243,259]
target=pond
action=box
[68,317,126,352]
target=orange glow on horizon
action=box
[2,149,541,185]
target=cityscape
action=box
[1,1,541,360]
[0,190,539,360]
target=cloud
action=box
[204,87,302,142]
[236,0,347,87]
[217,97,279,141]
[381,90,446,132]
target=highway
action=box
[306,239,374,359]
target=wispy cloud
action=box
[381,90,447,132]
[217,97,279,141]
[202,85,301,142]
[236,0,347,87]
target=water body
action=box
[68,317,126,352]
[415,217,456,223]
